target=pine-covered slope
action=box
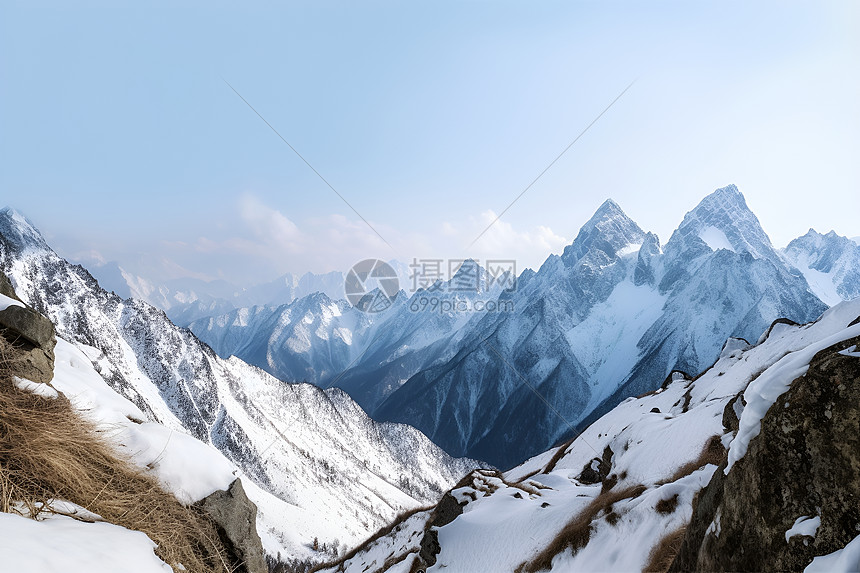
[0,207,479,561]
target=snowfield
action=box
[0,511,173,573]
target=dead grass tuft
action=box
[654,494,679,515]
[658,435,725,485]
[643,525,687,573]
[0,337,232,572]
[516,484,647,573]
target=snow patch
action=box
[785,515,820,543]
[805,533,860,573]
[12,375,59,399]
[51,339,236,504]
[0,292,25,311]
[838,345,860,358]
[0,511,172,573]
[699,226,736,252]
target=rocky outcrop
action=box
[196,478,267,573]
[670,333,860,572]
[0,271,55,383]
[0,271,20,301]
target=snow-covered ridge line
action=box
[0,208,479,562]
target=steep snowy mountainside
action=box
[369,186,826,468]
[322,299,860,573]
[783,228,860,305]
[191,259,500,414]
[189,186,829,469]
[189,293,372,387]
[0,207,479,560]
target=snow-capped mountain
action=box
[192,185,829,469]
[782,228,860,306]
[319,299,860,573]
[0,207,478,561]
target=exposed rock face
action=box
[0,271,20,301]
[416,471,475,570]
[670,334,860,572]
[197,479,267,573]
[0,271,56,383]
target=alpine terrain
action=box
[318,298,860,573]
[0,207,479,563]
[190,185,837,468]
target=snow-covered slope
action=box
[783,229,860,305]
[0,207,478,561]
[321,299,860,573]
[190,185,829,469]
[0,510,175,573]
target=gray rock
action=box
[196,478,266,573]
[0,304,57,351]
[0,281,56,384]
[670,333,860,572]
[0,270,20,301]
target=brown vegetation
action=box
[0,337,232,572]
[643,525,687,573]
[655,494,679,515]
[659,435,725,485]
[515,484,647,573]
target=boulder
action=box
[670,334,860,571]
[0,275,56,384]
[196,478,267,573]
[0,271,20,301]
[0,304,56,350]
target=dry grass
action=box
[654,494,679,515]
[658,435,725,486]
[542,435,577,474]
[0,337,232,572]
[643,525,687,573]
[515,484,647,573]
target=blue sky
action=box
[2,1,858,285]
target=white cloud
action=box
[89,196,571,286]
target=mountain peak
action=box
[586,198,626,226]
[561,199,645,264]
[666,185,774,260]
[0,207,50,252]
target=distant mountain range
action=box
[188,185,856,468]
[82,260,348,326]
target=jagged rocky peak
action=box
[0,207,51,252]
[785,228,858,270]
[664,184,775,260]
[783,227,860,305]
[634,231,662,286]
[561,198,646,264]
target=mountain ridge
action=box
[192,185,835,468]
[0,208,480,561]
